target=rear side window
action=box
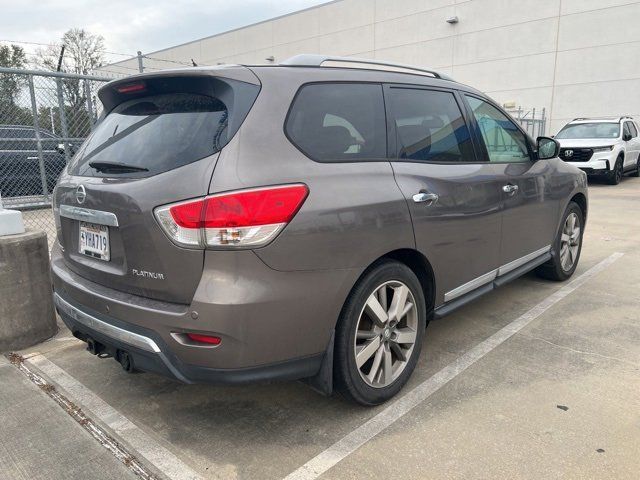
[285,83,386,162]
[69,77,259,178]
[388,88,474,162]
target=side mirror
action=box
[623,133,632,141]
[536,136,560,160]
[56,143,65,154]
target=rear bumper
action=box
[54,292,323,384]
[51,244,357,384]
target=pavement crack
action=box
[523,336,639,368]
[3,352,160,480]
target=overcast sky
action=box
[1,0,327,62]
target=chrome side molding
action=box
[54,293,160,353]
[444,270,497,302]
[59,205,119,227]
[497,245,551,276]
[444,245,551,302]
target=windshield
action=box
[69,93,229,177]
[556,122,620,139]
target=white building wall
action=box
[103,0,640,133]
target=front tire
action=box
[607,156,624,185]
[536,201,584,281]
[334,260,426,406]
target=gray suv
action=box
[51,55,588,405]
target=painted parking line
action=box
[26,354,203,480]
[9,355,157,480]
[284,252,624,480]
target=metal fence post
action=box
[56,78,71,165]
[84,78,95,130]
[28,74,50,198]
[137,51,144,73]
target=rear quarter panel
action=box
[209,67,416,272]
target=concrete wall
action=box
[103,0,640,133]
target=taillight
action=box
[154,184,309,249]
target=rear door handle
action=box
[413,192,439,204]
[502,184,519,194]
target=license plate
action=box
[79,222,110,261]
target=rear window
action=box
[69,77,259,177]
[285,83,386,162]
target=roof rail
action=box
[571,116,633,122]
[280,54,454,81]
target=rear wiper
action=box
[89,161,149,173]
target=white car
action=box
[555,116,640,185]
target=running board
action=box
[433,251,552,319]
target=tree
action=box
[36,29,105,136]
[0,44,31,124]
[36,28,105,75]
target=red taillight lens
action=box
[186,333,221,345]
[169,199,205,229]
[154,184,309,248]
[203,184,308,227]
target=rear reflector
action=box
[154,184,309,249]
[186,333,221,345]
[116,82,146,94]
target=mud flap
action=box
[302,330,334,396]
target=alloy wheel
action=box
[616,161,623,183]
[560,212,581,272]
[353,281,418,388]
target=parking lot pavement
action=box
[0,356,136,480]
[8,176,640,480]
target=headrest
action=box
[422,116,444,129]
[398,125,429,147]
[306,125,355,158]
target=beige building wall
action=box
[102,0,640,133]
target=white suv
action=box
[555,117,640,185]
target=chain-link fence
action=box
[506,106,547,138]
[0,67,117,247]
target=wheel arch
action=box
[341,248,436,321]
[570,192,588,222]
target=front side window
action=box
[388,88,474,163]
[556,122,620,139]
[285,83,386,162]
[466,96,530,163]
[624,121,637,138]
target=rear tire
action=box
[334,260,426,406]
[607,156,624,185]
[631,157,640,177]
[536,201,584,281]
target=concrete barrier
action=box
[0,229,57,351]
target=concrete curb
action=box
[0,229,57,351]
